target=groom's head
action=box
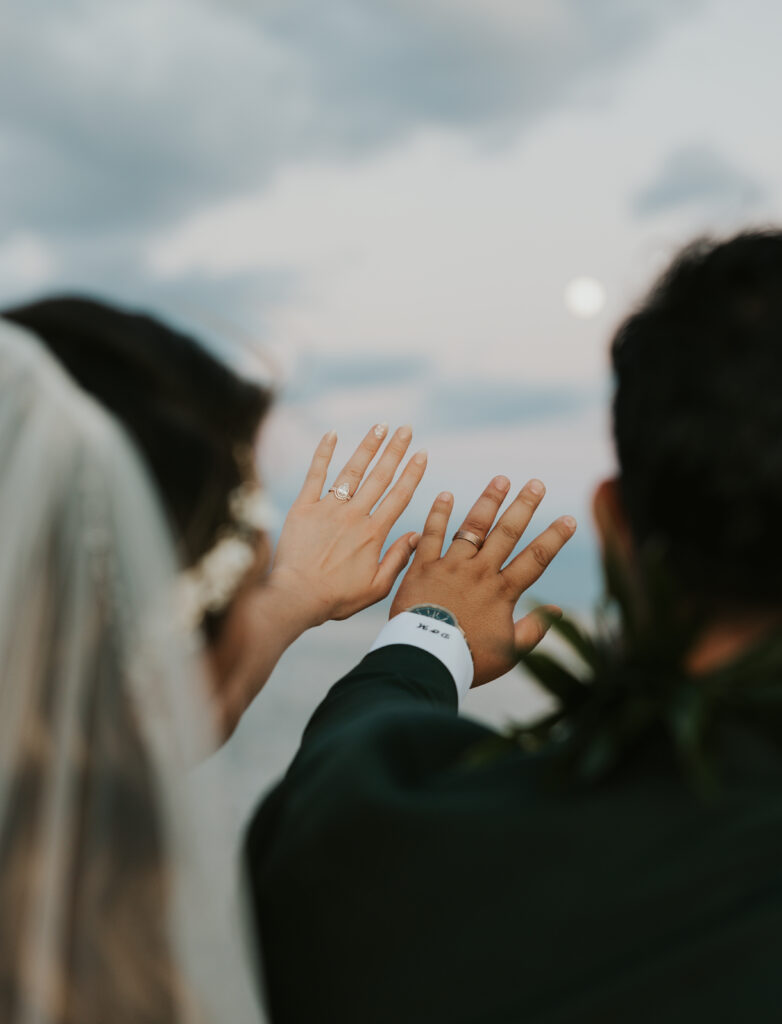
[600,230,782,612]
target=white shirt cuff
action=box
[368,611,474,704]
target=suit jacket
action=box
[245,644,782,1023]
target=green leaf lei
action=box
[484,545,782,793]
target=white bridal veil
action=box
[0,319,266,1024]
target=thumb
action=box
[373,532,419,597]
[513,604,562,655]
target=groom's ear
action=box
[592,478,634,563]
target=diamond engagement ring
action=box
[328,481,353,502]
[452,529,484,550]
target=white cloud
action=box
[146,129,625,385]
[1,0,695,239]
[633,145,766,217]
[0,233,56,295]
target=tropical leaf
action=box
[547,615,604,672]
[501,545,782,790]
[521,651,588,706]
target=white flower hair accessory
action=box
[177,482,277,631]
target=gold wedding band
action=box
[453,529,484,550]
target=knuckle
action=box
[387,491,408,512]
[554,520,571,542]
[528,542,551,570]
[385,438,407,458]
[373,462,395,485]
[533,617,548,642]
[523,622,545,651]
[462,517,486,534]
[498,520,519,544]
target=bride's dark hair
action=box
[3,295,273,568]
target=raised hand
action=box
[390,476,576,686]
[268,424,427,627]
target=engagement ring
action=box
[328,482,353,502]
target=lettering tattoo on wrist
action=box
[406,604,472,655]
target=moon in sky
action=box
[564,276,606,319]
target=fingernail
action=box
[493,475,510,490]
[561,515,577,532]
[527,478,545,496]
[374,422,388,438]
[413,448,428,464]
[409,532,420,548]
[398,424,413,440]
[324,429,337,443]
[438,491,453,503]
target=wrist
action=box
[402,602,461,628]
[373,609,475,700]
[209,582,315,740]
[402,603,472,657]
[264,568,331,633]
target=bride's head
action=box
[4,295,273,570]
[5,296,277,725]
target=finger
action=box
[481,478,545,567]
[447,475,510,559]
[372,532,419,598]
[353,424,413,510]
[372,449,428,531]
[296,430,338,503]
[415,491,453,563]
[329,422,389,499]
[502,515,577,596]
[514,604,562,655]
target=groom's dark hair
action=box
[3,296,272,568]
[611,229,782,608]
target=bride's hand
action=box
[267,424,427,628]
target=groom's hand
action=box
[390,477,576,687]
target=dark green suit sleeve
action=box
[298,642,459,739]
[244,644,495,1024]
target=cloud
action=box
[285,352,423,403]
[2,0,697,246]
[419,378,599,432]
[0,233,56,295]
[632,144,766,217]
[0,224,296,362]
[0,0,700,338]
[280,350,600,433]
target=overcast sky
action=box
[3,0,782,610]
